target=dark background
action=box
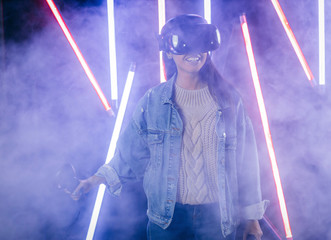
[1,0,331,239]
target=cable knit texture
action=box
[175,83,219,204]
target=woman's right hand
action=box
[71,175,106,201]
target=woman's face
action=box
[168,52,208,76]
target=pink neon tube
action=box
[271,0,314,86]
[240,15,293,239]
[46,0,112,112]
[263,216,282,240]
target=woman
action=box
[72,14,268,240]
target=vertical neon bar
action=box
[271,0,314,85]
[240,15,293,239]
[46,0,112,112]
[86,63,136,240]
[263,216,282,240]
[0,0,5,97]
[204,0,211,23]
[107,0,119,102]
[319,0,325,85]
[158,0,166,82]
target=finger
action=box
[71,190,82,201]
[71,189,81,200]
[256,232,263,240]
[63,188,72,195]
[71,183,84,200]
[252,232,262,240]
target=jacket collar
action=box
[161,74,176,105]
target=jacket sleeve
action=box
[236,100,269,220]
[95,94,150,196]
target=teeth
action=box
[185,54,201,62]
[186,56,200,62]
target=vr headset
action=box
[158,16,221,55]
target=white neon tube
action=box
[46,0,112,112]
[240,15,293,239]
[319,0,325,86]
[107,0,119,101]
[204,0,211,23]
[86,63,136,240]
[158,0,166,82]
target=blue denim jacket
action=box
[96,75,268,237]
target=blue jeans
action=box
[147,202,236,240]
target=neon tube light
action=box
[46,0,112,112]
[158,0,166,82]
[204,0,211,24]
[107,0,119,101]
[319,0,325,85]
[86,63,136,240]
[240,15,293,239]
[271,0,314,85]
[263,216,282,240]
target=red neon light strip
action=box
[240,15,293,239]
[271,0,314,85]
[263,216,282,240]
[46,0,112,111]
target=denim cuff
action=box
[241,200,270,220]
[95,164,122,196]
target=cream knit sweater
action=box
[175,83,219,204]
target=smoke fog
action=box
[1,0,331,239]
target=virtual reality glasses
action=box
[158,23,221,55]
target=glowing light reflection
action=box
[271,0,314,86]
[263,216,282,240]
[107,0,119,101]
[204,0,211,23]
[319,0,325,85]
[46,0,112,111]
[158,0,166,82]
[240,14,293,239]
[86,63,136,240]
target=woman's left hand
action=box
[243,220,263,240]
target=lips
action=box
[184,54,201,62]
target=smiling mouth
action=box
[185,54,201,62]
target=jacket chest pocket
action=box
[147,131,164,168]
